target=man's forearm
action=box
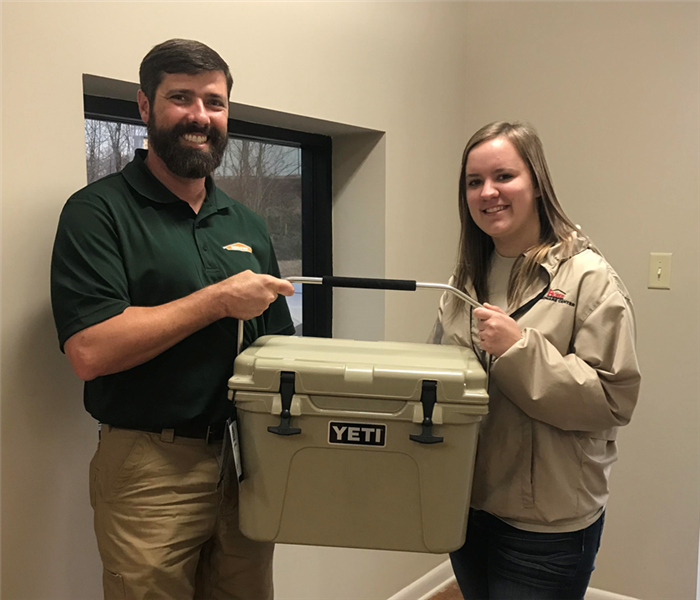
[64,285,225,381]
[64,269,294,381]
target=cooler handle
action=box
[234,276,482,355]
[285,276,482,309]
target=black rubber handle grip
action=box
[321,276,417,291]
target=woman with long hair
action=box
[430,122,641,599]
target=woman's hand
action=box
[473,303,523,357]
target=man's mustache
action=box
[175,122,213,137]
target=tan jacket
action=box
[430,234,641,532]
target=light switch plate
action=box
[648,252,672,289]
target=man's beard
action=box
[146,113,228,179]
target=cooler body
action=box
[228,335,488,554]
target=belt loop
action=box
[161,428,175,443]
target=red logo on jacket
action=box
[544,289,575,307]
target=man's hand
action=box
[214,270,295,320]
[473,303,522,358]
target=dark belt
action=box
[116,422,228,443]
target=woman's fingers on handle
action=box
[473,307,492,322]
[482,302,507,315]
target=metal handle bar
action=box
[287,276,492,375]
[285,276,482,310]
[236,276,481,356]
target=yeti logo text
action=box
[328,422,386,447]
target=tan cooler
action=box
[228,331,488,554]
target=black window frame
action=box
[84,94,333,337]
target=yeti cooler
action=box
[227,276,488,554]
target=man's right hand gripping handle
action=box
[214,270,295,321]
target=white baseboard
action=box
[585,588,640,600]
[386,560,455,600]
[386,559,640,600]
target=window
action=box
[83,95,332,336]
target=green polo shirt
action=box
[51,149,294,429]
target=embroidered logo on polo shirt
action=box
[543,288,575,307]
[223,243,252,253]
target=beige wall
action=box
[2,2,699,600]
[0,2,466,599]
[463,3,700,599]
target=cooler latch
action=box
[410,380,443,444]
[268,371,302,436]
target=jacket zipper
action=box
[507,271,551,508]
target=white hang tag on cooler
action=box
[228,418,244,484]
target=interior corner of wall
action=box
[332,132,387,341]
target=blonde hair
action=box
[454,121,582,307]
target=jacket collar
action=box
[539,230,593,276]
[508,231,595,315]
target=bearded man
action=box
[50,39,295,600]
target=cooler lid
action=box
[229,335,488,405]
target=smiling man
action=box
[50,39,295,600]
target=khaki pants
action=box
[89,425,274,600]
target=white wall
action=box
[1,2,467,599]
[463,3,700,599]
